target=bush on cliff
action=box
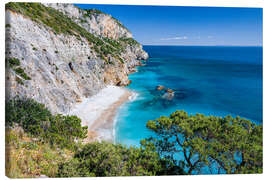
[144,110,263,174]
[6,98,87,150]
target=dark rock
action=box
[116,81,122,86]
[68,62,74,71]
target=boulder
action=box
[116,81,122,86]
[166,88,174,93]
[127,80,132,85]
[162,92,174,100]
[156,85,165,91]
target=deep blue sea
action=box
[115,46,263,146]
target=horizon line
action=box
[142,44,263,47]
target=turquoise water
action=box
[115,46,263,146]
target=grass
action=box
[5,98,89,178]
[6,128,73,178]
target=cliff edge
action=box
[5,2,148,114]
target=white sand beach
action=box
[69,86,132,142]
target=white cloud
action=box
[160,36,188,40]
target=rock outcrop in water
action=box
[155,85,175,100]
[5,2,148,114]
[156,85,165,91]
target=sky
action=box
[74,4,262,46]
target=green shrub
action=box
[6,57,32,84]
[43,114,87,149]
[119,37,139,46]
[6,98,88,150]
[6,98,53,136]
[57,141,171,177]
[14,67,31,80]
[6,57,20,67]
[21,142,39,150]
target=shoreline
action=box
[69,85,132,142]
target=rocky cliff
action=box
[5,2,148,114]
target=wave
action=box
[113,89,140,143]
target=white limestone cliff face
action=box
[5,3,148,114]
[44,3,133,40]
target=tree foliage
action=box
[6,98,88,150]
[6,97,262,176]
[57,141,184,177]
[144,110,262,174]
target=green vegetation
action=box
[81,8,128,31]
[57,142,172,177]
[6,128,74,178]
[144,110,263,174]
[5,2,135,64]
[5,98,85,178]
[83,9,104,18]
[14,67,31,80]
[6,23,11,28]
[6,57,31,83]
[4,3,262,174]
[6,98,87,150]
[5,97,262,177]
[119,37,140,46]
[6,57,20,68]
[15,77,24,85]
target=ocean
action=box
[115,45,263,146]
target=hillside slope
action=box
[5,2,148,114]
